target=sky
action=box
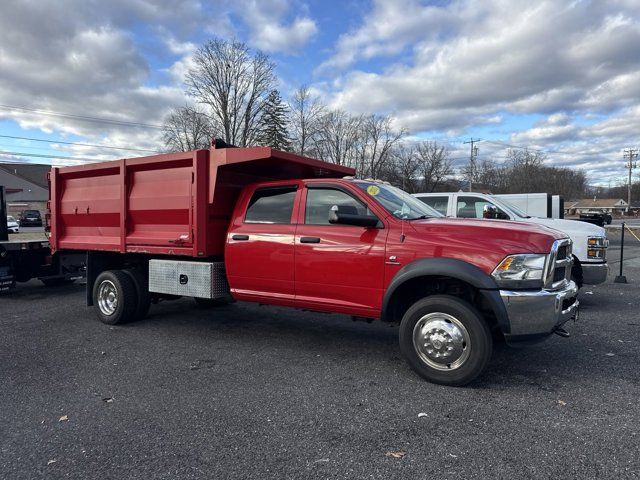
[0,0,639,187]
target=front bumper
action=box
[581,262,608,285]
[500,280,579,343]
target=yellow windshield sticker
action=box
[367,185,380,196]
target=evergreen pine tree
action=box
[257,89,292,151]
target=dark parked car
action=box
[579,210,612,226]
[18,209,43,227]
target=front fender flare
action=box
[381,257,510,333]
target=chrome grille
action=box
[544,239,573,289]
[556,245,568,261]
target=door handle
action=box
[300,236,321,244]
[232,234,249,241]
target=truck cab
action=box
[224,178,578,384]
[414,192,608,286]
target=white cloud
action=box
[313,0,640,184]
[237,0,318,54]
[0,1,202,143]
[322,0,640,133]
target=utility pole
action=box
[623,149,638,213]
[464,138,480,192]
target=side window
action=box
[457,196,508,219]
[245,186,297,224]
[418,196,448,215]
[305,188,371,225]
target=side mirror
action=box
[482,204,499,219]
[329,205,379,228]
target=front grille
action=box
[556,245,568,260]
[553,267,566,283]
[545,239,573,289]
[562,296,577,311]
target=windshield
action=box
[7,216,15,222]
[493,198,530,218]
[355,181,443,219]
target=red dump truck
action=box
[48,142,579,385]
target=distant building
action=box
[565,198,628,216]
[0,163,50,216]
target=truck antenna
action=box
[400,177,406,243]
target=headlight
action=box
[587,236,606,260]
[492,254,547,289]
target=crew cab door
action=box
[294,184,387,317]
[225,184,300,303]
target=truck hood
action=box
[409,217,565,253]
[404,217,566,275]
[519,217,606,238]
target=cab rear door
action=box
[225,183,301,304]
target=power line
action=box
[0,134,161,154]
[0,103,164,129]
[481,139,545,153]
[0,150,105,164]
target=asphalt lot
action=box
[1,243,640,479]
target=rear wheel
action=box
[93,270,137,325]
[399,295,492,386]
[123,268,151,321]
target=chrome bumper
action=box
[581,262,608,285]
[500,280,579,340]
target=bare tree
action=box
[415,141,453,192]
[354,114,406,179]
[185,38,275,147]
[465,150,588,197]
[379,144,420,191]
[162,105,215,152]
[312,110,362,167]
[288,85,325,156]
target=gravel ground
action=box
[1,254,639,479]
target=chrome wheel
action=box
[97,280,118,316]
[412,312,471,371]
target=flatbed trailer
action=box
[0,186,84,292]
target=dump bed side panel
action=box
[50,146,356,257]
[57,164,122,251]
[52,151,207,256]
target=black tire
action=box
[123,268,151,321]
[571,260,584,289]
[399,295,492,386]
[92,270,138,325]
[194,296,231,309]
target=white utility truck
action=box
[414,192,608,286]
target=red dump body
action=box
[48,146,354,256]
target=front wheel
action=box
[399,295,492,386]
